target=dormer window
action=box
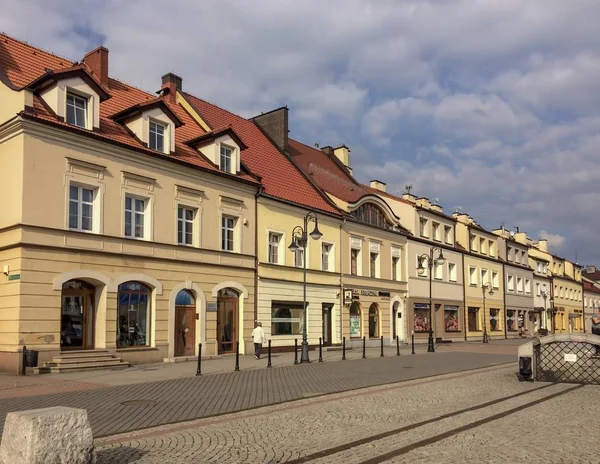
[66,92,88,128]
[220,145,233,172]
[149,120,166,152]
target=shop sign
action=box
[378,291,390,298]
[414,303,430,309]
[349,315,361,337]
[8,274,20,281]
[351,289,390,299]
[564,353,577,363]
[272,317,301,323]
[206,303,217,312]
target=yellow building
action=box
[454,214,505,341]
[0,35,261,373]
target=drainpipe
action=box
[339,218,346,344]
[253,186,264,326]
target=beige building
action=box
[0,35,261,372]
[583,272,600,332]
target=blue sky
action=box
[2,0,600,263]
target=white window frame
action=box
[177,205,197,246]
[448,262,457,282]
[432,222,441,242]
[220,144,234,173]
[492,271,499,289]
[480,238,486,255]
[68,183,97,233]
[434,260,443,280]
[124,194,151,240]
[268,231,283,265]
[419,217,428,238]
[470,235,477,252]
[321,242,333,272]
[489,241,495,257]
[369,251,380,279]
[391,247,402,281]
[350,237,363,276]
[221,214,238,252]
[469,266,477,286]
[149,119,166,153]
[66,91,88,129]
[517,277,523,293]
[444,226,453,244]
[525,279,531,294]
[507,275,514,292]
[481,268,488,286]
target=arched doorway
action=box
[175,290,196,357]
[349,302,361,338]
[61,280,96,350]
[392,301,399,340]
[217,288,238,354]
[117,282,151,348]
[369,303,379,338]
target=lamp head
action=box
[417,258,426,276]
[288,237,299,252]
[310,222,323,241]
[435,250,445,265]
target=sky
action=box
[2,0,600,264]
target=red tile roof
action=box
[0,33,259,185]
[181,93,341,215]
[583,279,600,294]
[584,271,600,282]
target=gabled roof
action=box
[110,97,183,127]
[180,93,341,216]
[186,125,247,150]
[0,33,259,186]
[27,64,111,101]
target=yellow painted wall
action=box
[0,131,24,229]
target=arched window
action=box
[117,282,151,348]
[369,303,379,338]
[175,289,195,306]
[351,203,391,229]
[349,302,361,338]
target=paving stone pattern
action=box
[94,365,599,464]
[0,351,510,439]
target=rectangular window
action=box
[177,206,195,245]
[419,217,428,237]
[470,235,477,252]
[271,303,303,335]
[370,252,378,278]
[536,283,540,296]
[124,196,146,239]
[66,92,87,128]
[508,247,514,262]
[492,271,499,289]
[392,256,400,281]
[434,260,443,280]
[69,185,95,231]
[481,268,488,286]
[525,279,531,294]
[490,308,501,331]
[321,243,332,271]
[268,232,282,264]
[517,277,523,293]
[480,238,486,254]
[506,310,517,331]
[295,246,304,268]
[449,263,457,282]
[468,307,479,331]
[220,145,233,172]
[489,241,495,257]
[515,250,521,264]
[413,303,430,333]
[444,306,460,332]
[432,222,440,241]
[508,275,514,292]
[221,215,236,251]
[536,262,543,273]
[469,266,477,285]
[444,226,452,244]
[149,120,165,152]
[351,249,359,275]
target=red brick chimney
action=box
[161,73,182,103]
[83,46,109,85]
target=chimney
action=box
[370,180,387,192]
[161,73,182,103]
[333,145,350,168]
[515,232,527,244]
[402,193,416,203]
[321,146,334,156]
[252,107,288,152]
[537,239,548,252]
[83,46,109,85]
[586,265,596,274]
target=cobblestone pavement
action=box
[0,350,512,439]
[95,365,599,463]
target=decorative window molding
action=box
[220,195,244,212]
[122,171,156,192]
[176,185,204,204]
[66,158,105,180]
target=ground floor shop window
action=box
[271,304,303,335]
[444,306,459,332]
[117,281,151,347]
[413,303,430,332]
[468,307,479,331]
[507,310,517,331]
[489,308,501,331]
[349,302,361,338]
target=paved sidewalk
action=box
[0,350,513,439]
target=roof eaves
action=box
[185,126,247,150]
[27,66,111,101]
[110,99,184,128]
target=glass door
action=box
[61,294,85,349]
[217,298,237,354]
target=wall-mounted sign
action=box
[8,274,20,281]
[344,289,353,305]
[378,291,390,298]
[349,315,361,337]
[206,303,217,312]
[564,353,577,363]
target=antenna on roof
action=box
[404,184,413,194]
[454,206,462,213]
[515,226,520,233]
[432,197,439,205]
[314,142,320,148]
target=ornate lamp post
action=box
[416,247,445,353]
[482,282,494,343]
[288,211,322,363]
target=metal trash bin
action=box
[23,348,39,367]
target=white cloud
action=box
[539,230,566,249]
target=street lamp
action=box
[417,247,445,353]
[540,287,548,332]
[482,282,494,343]
[288,211,322,363]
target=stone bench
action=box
[0,406,95,464]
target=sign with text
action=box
[206,303,217,312]
[564,353,577,363]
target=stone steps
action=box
[34,351,130,374]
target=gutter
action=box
[254,184,265,325]
[339,218,346,344]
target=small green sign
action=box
[8,274,20,281]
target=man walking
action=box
[252,321,266,359]
[592,310,600,356]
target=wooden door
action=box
[175,306,195,357]
[61,285,94,350]
[322,306,332,346]
[217,297,237,354]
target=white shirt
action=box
[252,326,266,344]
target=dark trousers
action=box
[254,343,262,358]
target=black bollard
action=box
[294,338,298,365]
[267,340,272,368]
[396,336,400,356]
[235,341,240,371]
[362,336,366,358]
[318,337,323,362]
[342,337,346,360]
[411,333,415,355]
[21,345,26,376]
[195,343,202,376]
[380,335,384,357]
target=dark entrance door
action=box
[175,306,195,357]
[61,280,95,350]
[322,305,332,346]
[217,289,238,354]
